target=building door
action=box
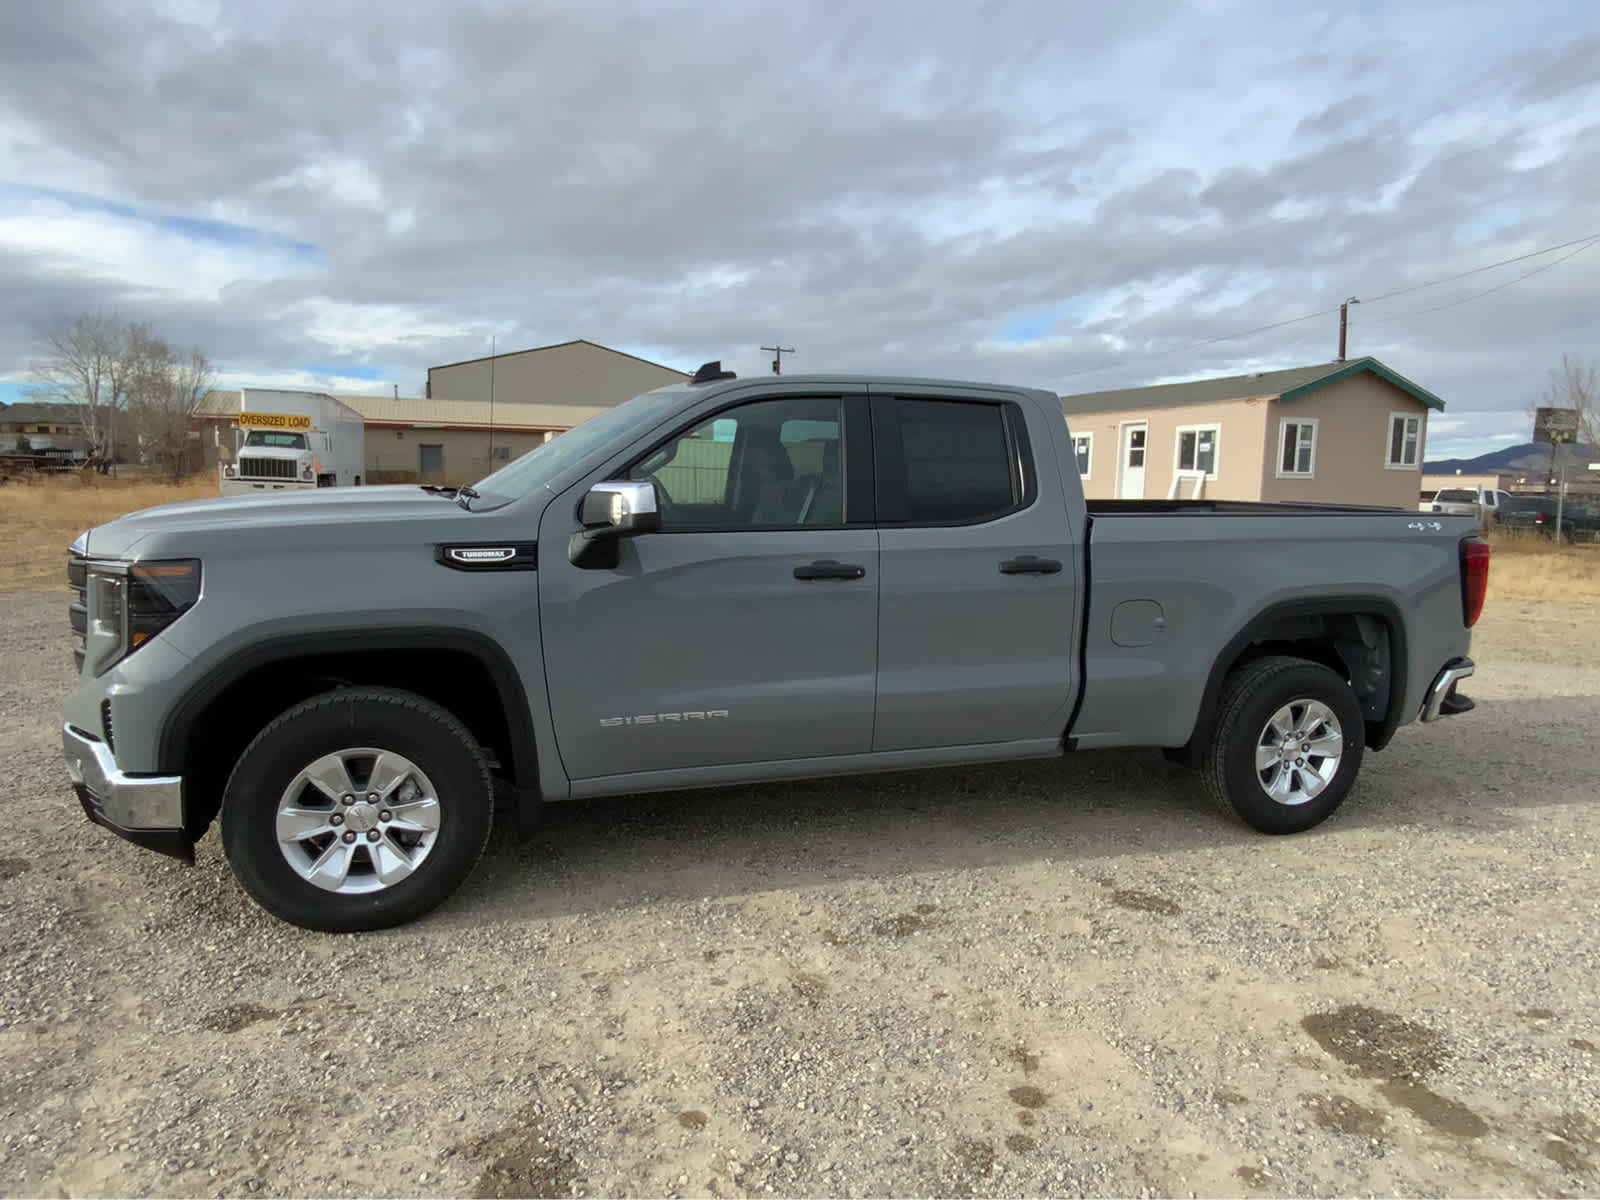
[418,443,444,481]
[1116,422,1147,499]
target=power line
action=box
[1368,235,1600,323]
[1052,231,1600,386]
[1359,233,1600,305]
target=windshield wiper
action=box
[455,484,480,510]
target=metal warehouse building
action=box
[199,339,688,485]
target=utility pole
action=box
[487,334,496,466]
[761,344,795,375]
[1555,459,1566,543]
[1337,297,1359,361]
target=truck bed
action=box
[1087,499,1411,516]
[1071,501,1478,752]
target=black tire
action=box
[1201,656,1365,835]
[220,688,493,932]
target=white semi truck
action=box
[220,389,365,497]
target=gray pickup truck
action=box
[61,364,1488,931]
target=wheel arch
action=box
[1178,596,1408,767]
[159,628,539,840]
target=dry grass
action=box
[0,472,218,592]
[1481,528,1600,609]
[3,474,1595,611]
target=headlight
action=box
[302,466,314,480]
[83,560,201,676]
[224,465,236,477]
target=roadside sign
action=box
[237,412,313,430]
[1534,406,1580,444]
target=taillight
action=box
[1460,538,1490,627]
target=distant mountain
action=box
[1425,440,1600,476]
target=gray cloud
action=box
[1,0,1597,457]
[1294,94,1377,141]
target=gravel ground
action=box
[1,589,1596,1199]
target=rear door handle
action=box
[999,555,1063,575]
[794,560,866,580]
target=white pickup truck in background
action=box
[1422,485,1514,523]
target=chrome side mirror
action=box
[579,480,661,537]
[570,480,661,568]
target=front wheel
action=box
[220,688,493,932]
[1201,656,1365,835]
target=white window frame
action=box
[1386,411,1422,470]
[1173,423,1221,481]
[1072,432,1093,480]
[1277,418,1318,479]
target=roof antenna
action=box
[691,360,737,384]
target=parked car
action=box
[60,363,1487,931]
[1424,486,1515,524]
[1497,495,1600,540]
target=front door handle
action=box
[999,555,1063,575]
[794,560,866,581]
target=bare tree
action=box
[29,313,216,479]
[1529,353,1599,446]
[28,313,142,472]
[127,336,216,482]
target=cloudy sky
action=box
[2,0,1597,458]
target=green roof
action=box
[1060,355,1445,414]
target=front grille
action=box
[68,555,87,671]
[238,456,297,479]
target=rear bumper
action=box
[1419,657,1475,723]
[62,723,193,862]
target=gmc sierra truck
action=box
[61,363,1488,932]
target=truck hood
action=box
[79,486,499,560]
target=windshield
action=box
[244,431,308,449]
[470,386,687,504]
[1435,489,1477,502]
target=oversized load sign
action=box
[237,412,313,430]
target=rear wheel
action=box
[1202,656,1365,834]
[220,688,493,932]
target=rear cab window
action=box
[873,396,1035,525]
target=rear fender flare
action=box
[1185,596,1409,760]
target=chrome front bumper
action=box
[62,723,192,861]
[1419,658,1476,723]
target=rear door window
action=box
[875,398,1027,525]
